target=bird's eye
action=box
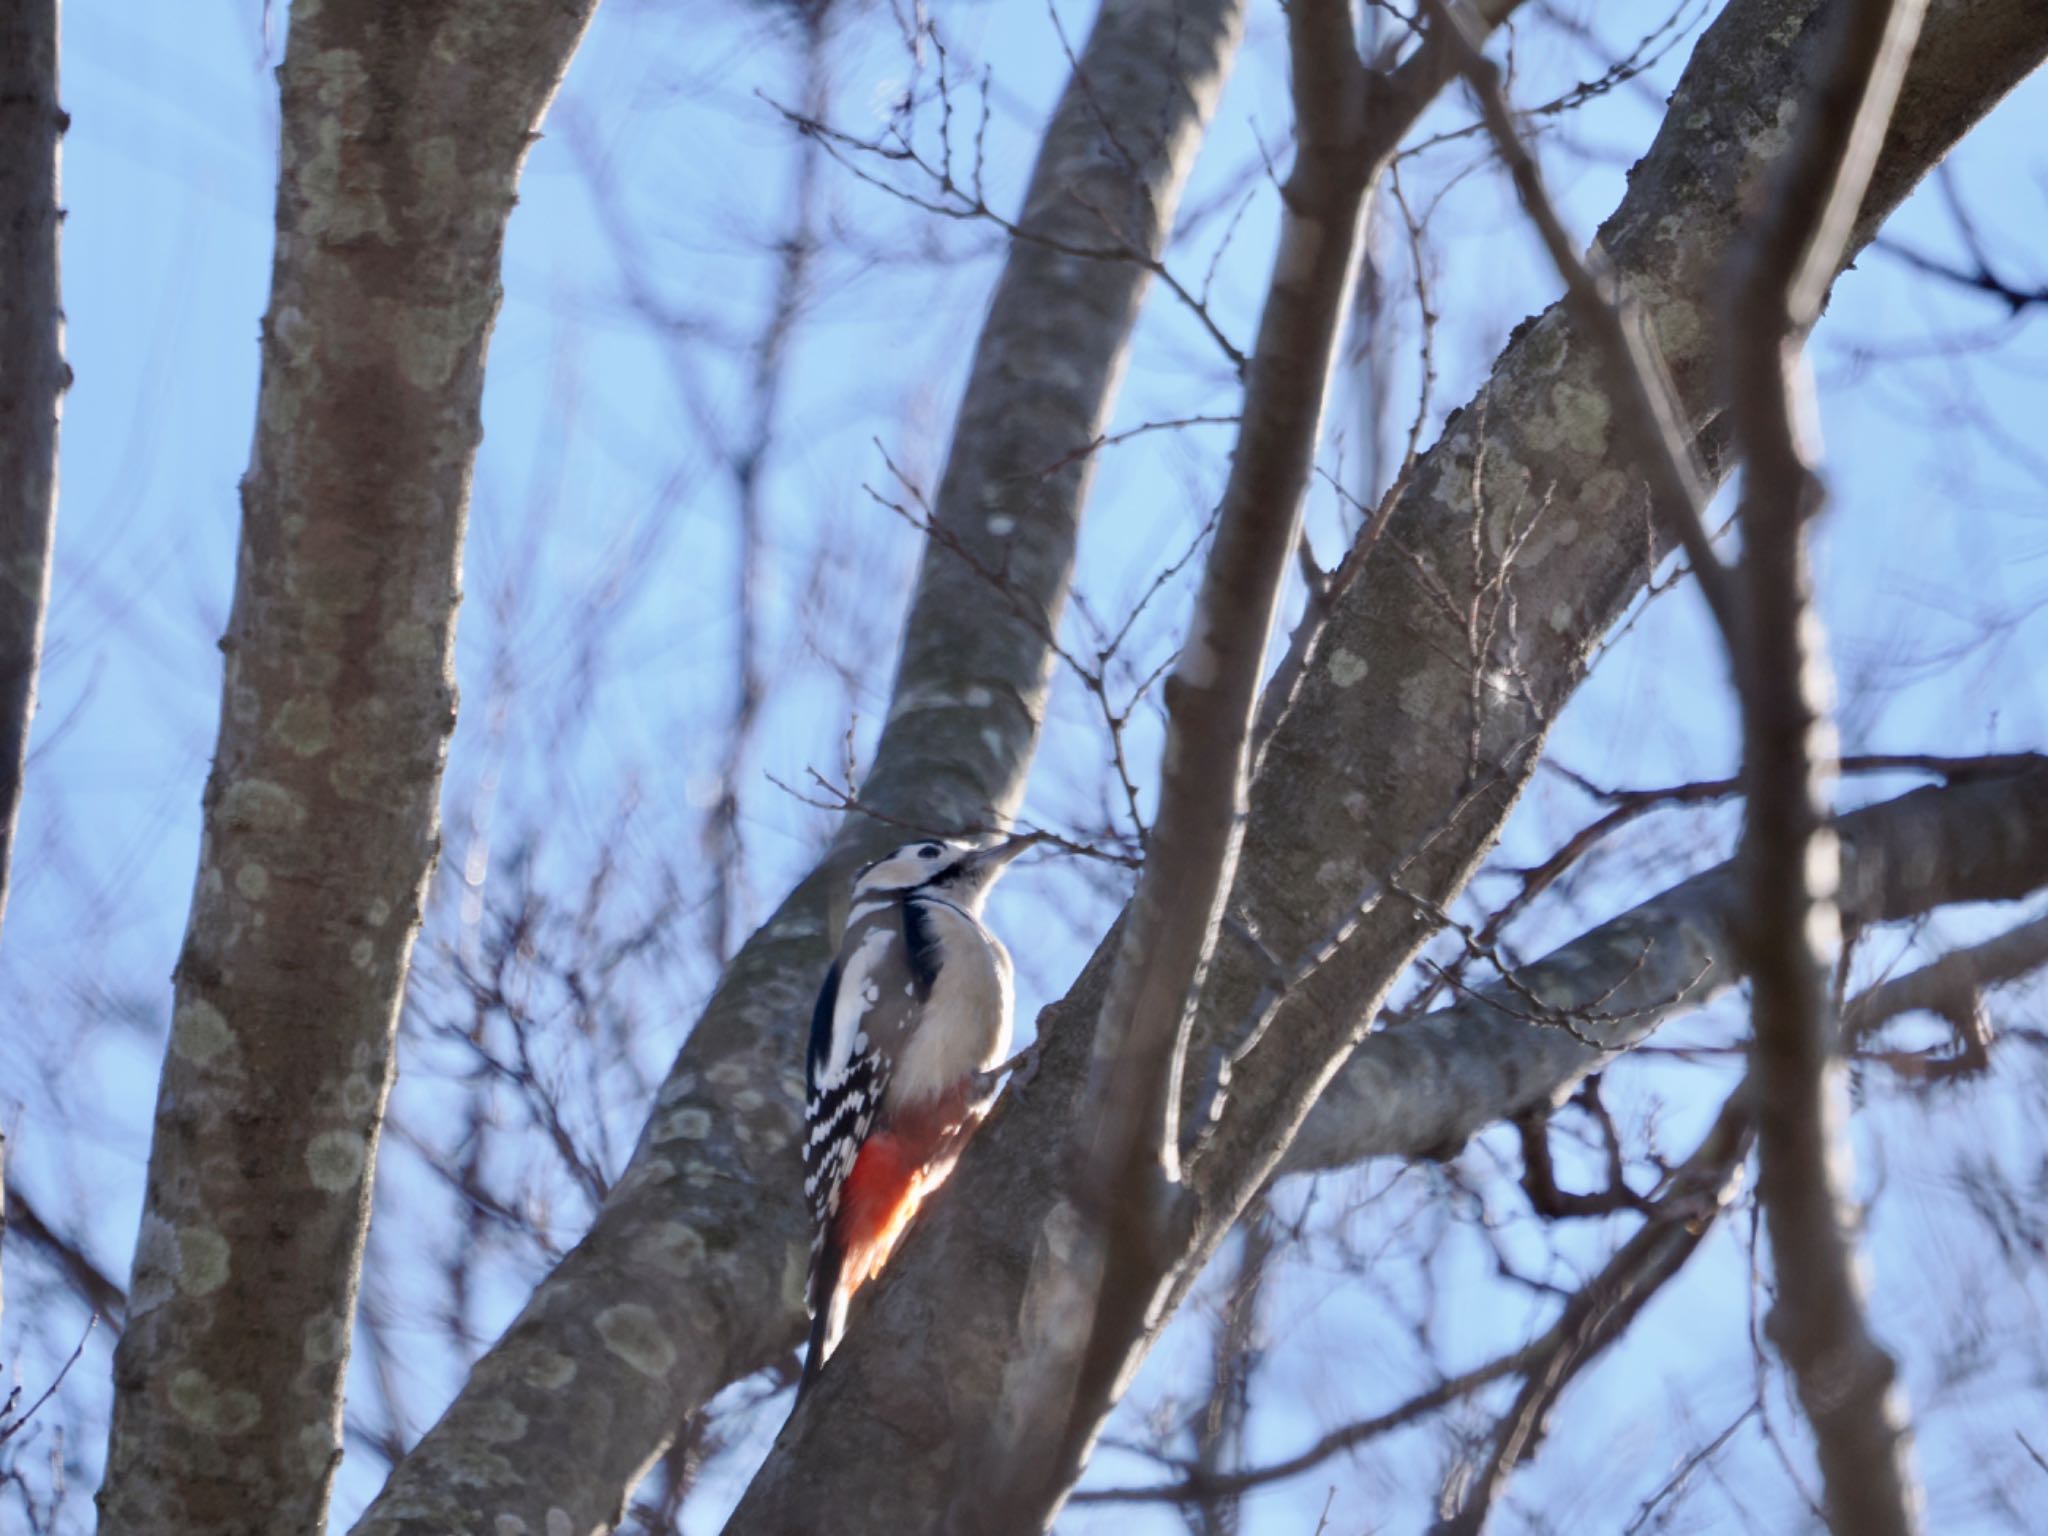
[919,844,942,859]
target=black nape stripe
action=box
[900,897,942,998]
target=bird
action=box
[799,831,1036,1395]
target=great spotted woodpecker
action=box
[799,833,1035,1393]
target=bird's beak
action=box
[963,831,1042,874]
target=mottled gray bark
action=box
[1846,907,2048,1043]
[350,4,1244,1531]
[0,0,64,934]
[728,1,2048,1527]
[97,4,599,1534]
[1283,759,2048,1173]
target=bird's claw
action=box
[976,1041,1043,1106]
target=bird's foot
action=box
[976,1041,1043,1105]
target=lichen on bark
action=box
[724,0,2048,1526]
[98,5,599,1534]
[349,3,1246,1532]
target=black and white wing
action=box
[802,921,903,1226]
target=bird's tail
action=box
[799,1233,845,1400]
[799,1129,926,1397]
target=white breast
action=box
[889,899,1013,1108]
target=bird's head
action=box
[851,832,1039,912]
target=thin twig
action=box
[0,1317,96,1447]
[1423,0,1737,634]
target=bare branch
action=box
[0,1316,95,1449]
[1433,1084,1754,1534]
[1184,1197,1275,1535]
[3,1183,126,1330]
[977,5,1374,1515]
[770,767,1139,870]
[1513,1078,1652,1220]
[1620,1404,1759,1535]
[1846,910,2048,1077]
[1874,234,2048,313]
[1718,0,1930,1528]
[702,18,832,963]
[1284,758,2048,1175]
[1074,1340,1533,1506]
[1089,1077,1753,1516]
[352,4,1247,1529]
[1426,0,1736,634]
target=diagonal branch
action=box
[1284,758,2048,1176]
[978,3,1372,1517]
[5,1180,127,1330]
[684,3,2048,1528]
[351,4,1247,1530]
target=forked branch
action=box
[977,4,1375,1519]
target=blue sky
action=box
[5,0,2048,1530]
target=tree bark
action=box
[0,0,65,934]
[97,4,598,1534]
[1722,0,1929,1526]
[981,3,1374,1514]
[350,3,1245,1531]
[726,1,2048,1526]
[1282,759,2048,1173]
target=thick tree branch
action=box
[0,0,64,934]
[1285,760,2048,1175]
[352,4,1246,1531]
[1845,909,2048,1062]
[1720,1,1929,1529]
[97,5,600,1534]
[722,0,2048,1524]
[1425,0,1736,635]
[977,4,1369,1518]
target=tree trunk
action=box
[0,0,65,933]
[98,5,598,1533]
